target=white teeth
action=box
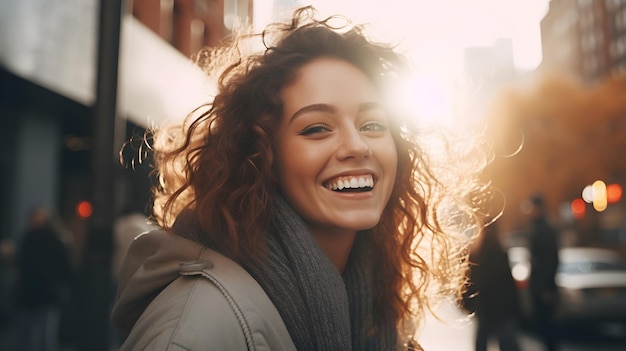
[358,178,366,187]
[324,175,374,190]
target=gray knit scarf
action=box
[241,195,398,351]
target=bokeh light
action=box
[77,200,93,219]
[571,198,586,220]
[607,183,623,204]
[582,185,594,203]
[592,180,608,212]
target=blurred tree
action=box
[484,72,626,237]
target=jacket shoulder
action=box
[120,248,295,351]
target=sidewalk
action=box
[418,301,544,351]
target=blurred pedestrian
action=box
[527,195,560,351]
[110,5,490,350]
[14,207,73,351]
[0,237,15,326]
[464,220,522,351]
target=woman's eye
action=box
[299,124,331,136]
[361,122,388,132]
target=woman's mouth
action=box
[323,174,374,192]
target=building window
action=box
[583,57,598,74]
[224,0,250,31]
[580,10,594,28]
[606,0,626,11]
[161,0,174,43]
[581,33,597,51]
[190,19,205,56]
[614,8,622,30]
[194,0,210,15]
[612,35,626,59]
[596,30,604,47]
[610,40,617,58]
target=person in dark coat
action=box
[527,195,560,351]
[465,221,521,351]
[14,208,73,351]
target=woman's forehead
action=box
[280,58,379,113]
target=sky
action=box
[253,0,552,127]
[256,0,551,72]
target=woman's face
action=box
[276,57,398,238]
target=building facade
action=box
[0,0,250,252]
[463,38,517,115]
[541,0,626,82]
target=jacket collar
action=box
[111,229,204,335]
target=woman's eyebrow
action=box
[289,101,384,123]
[358,101,384,112]
[289,103,336,122]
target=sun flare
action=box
[258,0,549,129]
[388,73,456,128]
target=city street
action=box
[418,302,626,351]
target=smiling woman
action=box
[276,57,399,272]
[111,5,492,351]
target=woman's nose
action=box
[335,127,371,160]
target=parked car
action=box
[507,246,626,331]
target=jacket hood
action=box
[110,228,205,335]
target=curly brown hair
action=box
[149,5,490,337]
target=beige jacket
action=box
[111,229,296,351]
